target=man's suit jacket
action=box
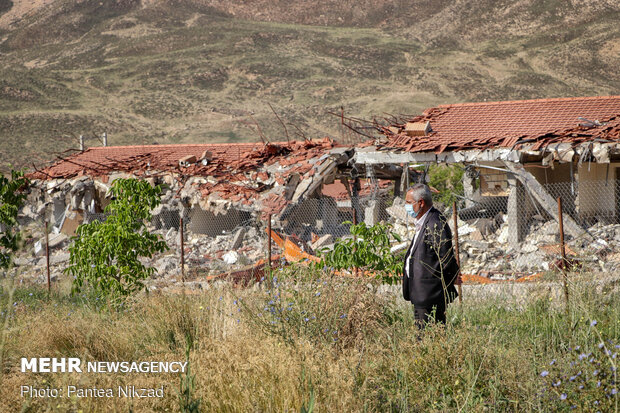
[402,206,459,307]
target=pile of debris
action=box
[384,197,620,279]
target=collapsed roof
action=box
[367,95,620,165]
[28,138,355,216]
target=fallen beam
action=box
[503,161,592,241]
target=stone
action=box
[155,256,178,276]
[223,251,239,264]
[457,223,477,237]
[469,229,485,241]
[497,225,510,244]
[386,204,407,222]
[48,233,68,249]
[231,227,246,250]
[49,253,70,265]
[310,234,333,250]
[14,257,33,266]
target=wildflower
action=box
[315,292,321,296]
[612,389,618,395]
[339,314,347,319]
[599,343,605,349]
[579,385,584,390]
[560,393,567,400]
[28,292,33,296]
[597,381,602,388]
[550,359,556,365]
[579,353,587,360]
[570,376,577,381]
[268,300,274,305]
[553,380,562,387]
[594,369,600,376]
[591,320,598,327]
[219,296,223,301]
[260,277,265,282]
[236,319,240,323]
[304,318,309,322]
[575,346,581,351]
[233,300,238,305]
[541,371,549,377]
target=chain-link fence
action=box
[8,176,620,304]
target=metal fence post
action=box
[351,208,358,276]
[267,214,272,276]
[452,201,463,304]
[557,197,569,313]
[45,221,50,294]
[180,217,185,282]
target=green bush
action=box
[0,170,27,269]
[65,178,168,304]
[317,221,404,284]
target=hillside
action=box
[1,0,619,171]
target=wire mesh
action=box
[7,176,620,302]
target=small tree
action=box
[317,221,404,284]
[65,178,168,302]
[0,170,27,269]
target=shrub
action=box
[0,170,27,269]
[65,178,168,304]
[317,221,404,284]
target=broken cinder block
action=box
[179,155,197,168]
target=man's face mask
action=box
[405,203,419,218]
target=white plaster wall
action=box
[577,162,620,218]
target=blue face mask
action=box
[405,203,419,218]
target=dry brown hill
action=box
[0,0,619,171]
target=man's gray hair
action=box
[409,183,433,204]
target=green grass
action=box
[0,265,619,412]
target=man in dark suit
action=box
[402,184,459,328]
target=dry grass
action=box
[0,266,619,412]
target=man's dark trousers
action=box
[413,303,446,330]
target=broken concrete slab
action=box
[231,227,246,250]
[310,234,333,251]
[48,233,69,249]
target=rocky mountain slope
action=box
[1,0,619,170]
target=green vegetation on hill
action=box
[0,0,619,171]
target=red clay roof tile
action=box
[384,96,620,153]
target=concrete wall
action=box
[577,162,620,221]
[188,206,250,237]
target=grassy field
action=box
[1,0,619,171]
[0,265,618,412]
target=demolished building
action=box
[18,95,620,283]
[354,95,620,275]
